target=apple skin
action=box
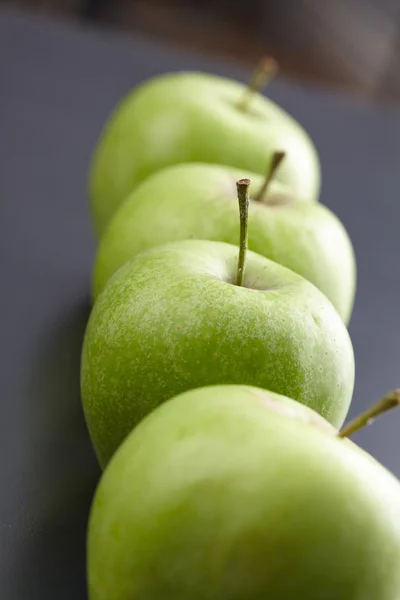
[88,385,400,600]
[93,163,356,323]
[81,239,354,466]
[89,71,320,237]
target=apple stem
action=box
[338,389,400,438]
[255,151,286,202]
[238,57,278,112]
[235,178,251,287]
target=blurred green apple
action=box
[89,69,320,237]
[81,233,354,466]
[93,160,355,323]
[88,385,400,600]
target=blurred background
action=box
[8,0,400,101]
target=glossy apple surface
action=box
[88,385,400,600]
[93,163,355,323]
[81,239,354,466]
[89,72,320,236]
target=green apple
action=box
[81,181,354,466]
[93,160,355,323]
[89,68,320,237]
[87,385,400,600]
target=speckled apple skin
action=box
[93,163,355,323]
[89,72,320,237]
[81,240,354,466]
[88,385,400,600]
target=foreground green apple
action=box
[89,67,320,237]
[88,385,400,600]
[93,160,355,323]
[82,192,354,466]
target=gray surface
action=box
[1,5,400,599]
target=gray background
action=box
[1,5,400,599]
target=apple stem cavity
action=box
[338,389,400,438]
[235,178,251,287]
[255,151,286,202]
[238,56,278,112]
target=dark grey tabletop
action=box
[1,6,400,599]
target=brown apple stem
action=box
[235,178,251,287]
[237,57,278,112]
[255,151,286,202]
[338,389,400,438]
